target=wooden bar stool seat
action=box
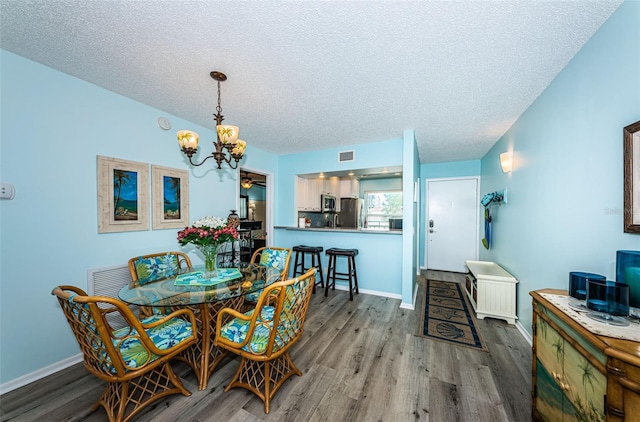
[325,248,359,300]
[292,245,324,293]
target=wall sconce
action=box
[500,152,513,173]
[177,71,246,169]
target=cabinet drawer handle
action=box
[619,377,640,394]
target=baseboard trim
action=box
[0,353,83,395]
[328,283,402,300]
[400,284,418,310]
[515,321,533,346]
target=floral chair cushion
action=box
[258,249,289,272]
[219,306,297,355]
[135,254,179,285]
[111,315,193,371]
[244,280,266,303]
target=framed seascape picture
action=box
[624,120,640,233]
[151,165,189,230]
[97,156,149,233]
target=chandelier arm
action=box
[186,154,216,167]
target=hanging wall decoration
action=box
[480,188,507,249]
[97,155,149,233]
[624,120,640,233]
[151,165,189,230]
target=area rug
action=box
[420,279,488,352]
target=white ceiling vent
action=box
[338,150,355,162]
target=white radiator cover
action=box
[87,263,131,296]
[87,264,134,328]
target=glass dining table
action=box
[118,263,281,390]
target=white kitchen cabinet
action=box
[326,177,340,196]
[325,178,341,211]
[296,176,322,212]
[340,179,360,198]
[296,177,308,211]
[307,180,321,211]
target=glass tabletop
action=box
[118,263,281,307]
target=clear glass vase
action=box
[197,244,220,277]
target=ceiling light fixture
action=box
[241,176,253,190]
[177,71,246,169]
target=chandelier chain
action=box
[216,80,222,115]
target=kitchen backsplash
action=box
[298,212,335,228]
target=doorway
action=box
[239,167,272,251]
[425,177,479,273]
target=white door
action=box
[426,178,479,272]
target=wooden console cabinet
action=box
[464,260,518,324]
[531,289,640,421]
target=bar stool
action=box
[325,248,359,301]
[292,245,325,293]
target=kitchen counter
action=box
[275,226,402,235]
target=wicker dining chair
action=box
[128,252,192,317]
[52,285,197,422]
[215,268,316,413]
[128,251,192,288]
[242,247,292,307]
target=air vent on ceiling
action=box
[338,150,355,162]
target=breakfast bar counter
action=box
[273,226,403,298]
[274,226,402,234]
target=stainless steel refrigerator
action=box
[338,198,364,228]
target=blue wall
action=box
[244,185,266,201]
[479,1,640,335]
[0,51,278,386]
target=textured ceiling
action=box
[0,1,622,163]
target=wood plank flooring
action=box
[0,271,532,421]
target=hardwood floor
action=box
[0,271,532,421]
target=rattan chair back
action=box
[128,251,192,288]
[250,246,292,280]
[52,285,197,422]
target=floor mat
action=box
[419,279,488,352]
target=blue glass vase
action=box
[586,279,630,316]
[569,272,605,300]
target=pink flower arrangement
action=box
[177,216,239,247]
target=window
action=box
[364,190,402,230]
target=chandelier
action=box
[177,71,246,169]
